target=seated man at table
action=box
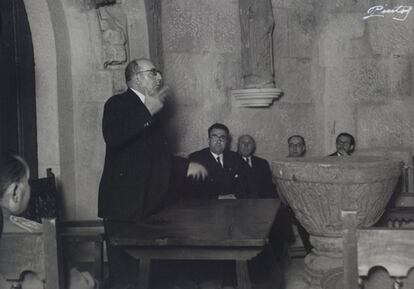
[286,135,312,255]
[186,123,249,288]
[237,134,276,198]
[329,132,355,156]
[288,135,306,158]
[187,123,249,199]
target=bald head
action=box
[237,135,256,157]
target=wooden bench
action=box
[25,169,106,284]
[321,210,414,289]
[0,218,64,289]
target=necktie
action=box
[216,156,223,167]
[244,157,252,167]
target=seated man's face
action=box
[288,137,305,158]
[237,136,255,158]
[209,128,228,155]
[336,135,353,154]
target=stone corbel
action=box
[232,87,282,107]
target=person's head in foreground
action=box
[237,135,256,158]
[335,132,355,156]
[288,135,306,158]
[208,123,230,155]
[0,154,31,215]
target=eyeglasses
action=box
[210,135,227,142]
[137,68,162,76]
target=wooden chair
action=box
[0,218,64,289]
[60,219,105,283]
[25,169,106,284]
[321,210,414,289]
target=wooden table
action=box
[110,199,280,289]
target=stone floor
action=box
[75,256,308,289]
[150,257,308,289]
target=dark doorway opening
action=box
[0,0,38,177]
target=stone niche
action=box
[232,0,282,107]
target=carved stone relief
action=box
[97,6,128,69]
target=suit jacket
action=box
[187,148,249,199]
[0,208,2,238]
[244,155,276,198]
[98,89,188,221]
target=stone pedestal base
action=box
[303,235,343,289]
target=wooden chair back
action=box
[342,210,414,289]
[25,168,58,223]
[0,218,64,289]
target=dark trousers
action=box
[104,219,140,287]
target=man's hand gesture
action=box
[187,162,208,181]
[146,86,171,116]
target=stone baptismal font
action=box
[273,156,402,289]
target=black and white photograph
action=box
[1,0,414,288]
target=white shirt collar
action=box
[130,88,146,104]
[210,151,223,161]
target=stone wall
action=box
[161,0,321,162]
[161,0,414,162]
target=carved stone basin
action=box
[273,156,402,289]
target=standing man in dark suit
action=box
[188,123,249,200]
[237,134,276,198]
[98,58,207,288]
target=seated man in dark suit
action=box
[288,135,306,158]
[187,123,249,288]
[188,123,249,199]
[236,135,280,282]
[287,135,312,255]
[237,134,276,198]
[329,132,355,156]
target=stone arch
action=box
[23,0,75,218]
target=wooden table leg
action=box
[138,258,151,289]
[236,260,252,289]
[93,237,104,283]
